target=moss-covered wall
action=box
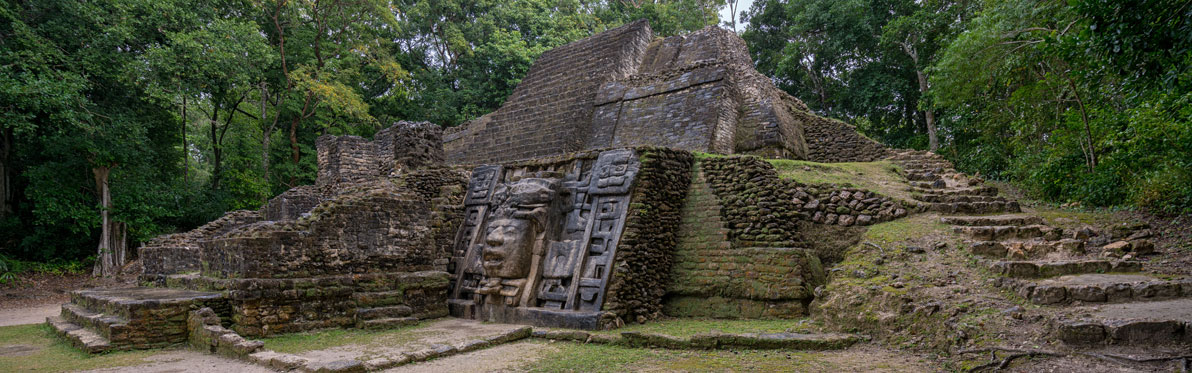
[664,158,825,318]
[603,148,695,325]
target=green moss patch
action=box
[767,159,911,202]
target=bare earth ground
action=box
[382,340,559,373]
[78,349,273,373]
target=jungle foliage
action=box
[0,0,1186,269]
[742,0,1191,213]
[0,0,722,265]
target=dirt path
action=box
[382,340,557,373]
[78,349,273,373]
[0,304,60,327]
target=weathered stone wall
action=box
[801,114,890,162]
[699,156,802,247]
[201,182,440,279]
[664,160,824,318]
[260,185,322,221]
[159,271,449,337]
[317,121,444,186]
[140,210,262,276]
[443,21,654,164]
[789,182,908,226]
[602,148,694,325]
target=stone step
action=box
[953,224,1056,241]
[1005,274,1192,305]
[991,260,1142,278]
[969,239,1084,259]
[908,180,947,189]
[60,303,131,343]
[356,305,413,320]
[904,172,942,182]
[47,316,112,354]
[70,288,224,322]
[914,194,1008,203]
[942,215,1044,227]
[909,186,998,196]
[929,201,1021,215]
[353,290,406,308]
[1056,298,1192,345]
[360,317,418,330]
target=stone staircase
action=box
[894,150,1192,351]
[46,288,225,353]
[887,151,1020,214]
[941,212,1191,348]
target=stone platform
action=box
[48,287,225,353]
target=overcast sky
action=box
[718,0,756,33]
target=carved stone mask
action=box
[481,218,536,279]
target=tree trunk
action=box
[92,165,127,277]
[260,83,272,189]
[182,95,189,183]
[1,127,13,218]
[916,69,939,152]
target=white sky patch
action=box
[719,0,755,33]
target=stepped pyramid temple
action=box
[51,20,1056,363]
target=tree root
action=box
[958,347,1060,372]
[863,241,885,256]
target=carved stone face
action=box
[481,218,535,279]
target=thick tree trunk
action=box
[1,127,13,218]
[92,166,127,277]
[916,70,939,152]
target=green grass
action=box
[526,341,922,372]
[861,214,948,246]
[261,323,430,354]
[767,159,912,202]
[0,324,159,372]
[588,318,819,338]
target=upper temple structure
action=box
[443,20,889,164]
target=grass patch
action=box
[767,159,911,202]
[0,324,159,372]
[261,323,430,354]
[526,341,923,372]
[861,214,948,246]
[588,318,818,338]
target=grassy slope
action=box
[767,159,912,202]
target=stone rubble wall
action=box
[801,114,890,162]
[140,210,262,276]
[664,159,825,318]
[699,156,801,247]
[788,183,909,227]
[200,181,441,279]
[317,121,444,187]
[602,148,695,325]
[260,185,322,221]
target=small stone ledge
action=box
[998,275,1192,305]
[991,260,1141,278]
[246,326,532,372]
[530,328,863,350]
[187,308,265,357]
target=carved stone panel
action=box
[448,149,640,328]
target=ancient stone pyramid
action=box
[444,20,889,165]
